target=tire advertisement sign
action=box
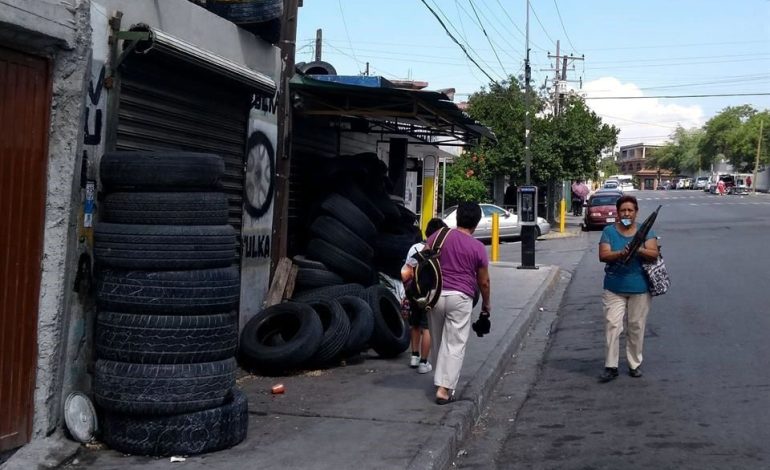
[240,92,278,328]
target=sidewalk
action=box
[5,264,560,470]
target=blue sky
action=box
[296,0,770,146]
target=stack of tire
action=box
[92,151,247,456]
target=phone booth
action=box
[517,186,538,268]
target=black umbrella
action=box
[622,205,662,264]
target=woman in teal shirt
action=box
[598,195,659,382]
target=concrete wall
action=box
[0,0,93,438]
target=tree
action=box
[442,152,490,206]
[466,81,618,184]
[698,105,758,171]
[646,126,705,174]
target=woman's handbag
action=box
[643,255,670,296]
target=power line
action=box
[552,0,577,53]
[419,0,498,84]
[585,92,770,100]
[467,0,508,76]
[337,0,361,70]
[528,2,556,46]
[455,0,523,63]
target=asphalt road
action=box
[456,190,770,470]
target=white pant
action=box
[602,290,651,369]
[429,293,472,390]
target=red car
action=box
[582,191,623,231]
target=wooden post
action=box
[270,0,300,278]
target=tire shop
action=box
[0,0,281,458]
[1,0,494,460]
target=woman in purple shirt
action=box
[425,202,491,404]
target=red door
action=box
[0,46,51,452]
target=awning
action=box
[115,24,276,94]
[290,74,495,145]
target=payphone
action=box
[517,185,538,268]
[517,185,538,224]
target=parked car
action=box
[442,203,551,241]
[603,180,620,190]
[582,191,623,231]
[695,176,709,190]
[729,184,750,195]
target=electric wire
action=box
[468,0,508,76]
[528,2,556,47]
[419,0,499,84]
[454,0,523,63]
[337,0,362,71]
[585,92,770,100]
[553,0,578,53]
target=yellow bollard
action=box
[560,198,566,233]
[491,212,499,262]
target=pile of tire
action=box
[92,151,247,456]
[239,282,409,375]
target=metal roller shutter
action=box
[115,53,251,240]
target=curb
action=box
[408,265,562,470]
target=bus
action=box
[608,174,635,192]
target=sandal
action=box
[435,390,456,405]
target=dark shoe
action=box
[598,367,619,383]
[629,367,642,378]
[435,394,456,405]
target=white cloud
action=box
[579,77,705,146]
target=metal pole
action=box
[753,119,763,195]
[441,157,446,215]
[519,0,537,269]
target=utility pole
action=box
[271,0,301,276]
[314,28,322,61]
[753,119,763,195]
[544,43,584,225]
[519,0,537,269]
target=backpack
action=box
[405,227,452,312]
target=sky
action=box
[296,0,770,147]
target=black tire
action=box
[292,255,328,270]
[94,223,236,270]
[101,388,248,457]
[339,185,385,227]
[295,268,345,292]
[243,131,275,219]
[320,193,377,241]
[359,285,409,358]
[95,312,238,364]
[239,302,323,375]
[337,295,375,355]
[369,191,401,224]
[306,238,375,285]
[102,192,229,225]
[306,299,350,366]
[100,151,224,190]
[96,267,239,315]
[94,358,236,415]
[292,283,366,303]
[310,216,374,261]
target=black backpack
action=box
[405,227,452,312]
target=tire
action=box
[292,255,327,270]
[243,131,275,219]
[96,267,240,315]
[100,151,224,190]
[359,285,409,358]
[95,312,238,364]
[306,238,375,285]
[306,299,350,366]
[94,358,236,415]
[291,283,366,303]
[295,268,345,292]
[339,185,385,227]
[310,215,374,261]
[94,223,236,270]
[320,194,377,241]
[336,295,375,355]
[239,302,323,375]
[101,388,248,457]
[102,192,229,225]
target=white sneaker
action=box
[417,362,432,374]
[409,355,420,368]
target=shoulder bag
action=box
[642,254,670,296]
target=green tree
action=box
[647,126,705,174]
[698,105,757,171]
[597,156,619,180]
[465,80,618,184]
[442,151,490,206]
